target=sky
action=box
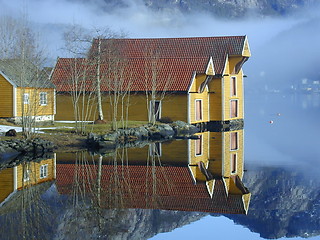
[1,0,320,91]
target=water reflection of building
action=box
[56,131,250,215]
[0,155,56,207]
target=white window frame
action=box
[24,169,31,182]
[231,76,237,96]
[23,93,29,104]
[149,100,161,122]
[39,92,48,106]
[195,99,203,121]
[230,132,239,151]
[230,99,238,118]
[195,135,203,156]
[231,153,237,174]
[40,164,48,179]
[149,142,162,157]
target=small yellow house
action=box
[0,155,56,207]
[50,36,250,128]
[0,60,55,123]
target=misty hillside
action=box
[225,167,320,239]
[69,0,318,18]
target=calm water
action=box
[0,93,319,240]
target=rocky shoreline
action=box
[87,121,199,150]
[0,121,199,165]
[0,138,55,169]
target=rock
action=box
[171,121,199,137]
[5,129,17,137]
[98,141,117,149]
[94,119,107,124]
[101,132,119,142]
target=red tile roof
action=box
[56,164,247,214]
[51,36,247,93]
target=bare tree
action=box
[144,48,173,125]
[0,15,51,139]
[63,26,128,128]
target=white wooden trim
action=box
[207,88,210,122]
[13,87,17,117]
[188,165,197,184]
[241,130,244,176]
[241,36,251,56]
[222,75,225,121]
[222,176,228,197]
[206,179,215,198]
[187,71,197,93]
[242,195,250,215]
[187,92,191,124]
[222,54,229,76]
[53,153,57,179]
[54,89,56,115]
[242,72,245,119]
[205,57,215,75]
[13,166,18,190]
[222,132,225,177]
[187,72,197,124]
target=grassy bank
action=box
[0,120,148,152]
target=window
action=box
[195,99,202,121]
[149,142,162,156]
[230,132,238,150]
[149,100,161,121]
[231,153,237,174]
[23,93,29,104]
[231,76,237,96]
[40,164,48,179]
[40,92,48,105]
[195,135,202,156]
[24,169,31,182]
[230,100,238,118]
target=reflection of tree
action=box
[0,162,55,239]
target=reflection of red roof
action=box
[56,164,247,214]
[51,36,246,92]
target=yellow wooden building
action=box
[0,155,56,207]
[55,129,250,214]
[0,60,55,123]
[51,36,250,127]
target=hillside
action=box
[70,0,318,18]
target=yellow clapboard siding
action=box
[56,92,188,122]
[0,74,14,117]
[208,78,222,121]
[208,132,223,176]
[223,130,244,178]
[223,73,244,121]
[17,158,56,189]
[16,87,55,117]
[0,168,14,203]
[189,132,210,181]
[189,75,209,124]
